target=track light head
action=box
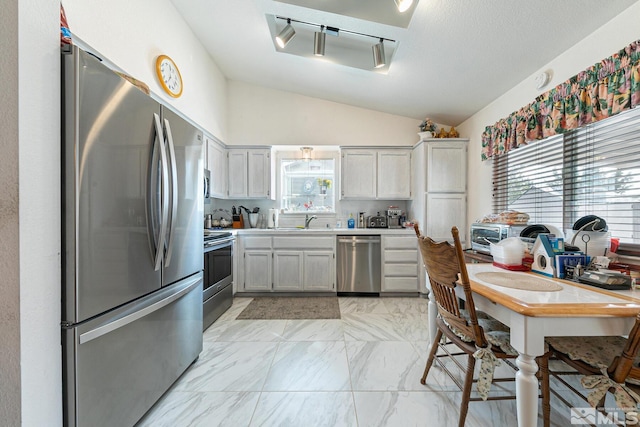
[394,0,414,12]
[276,19,296,48]
[372,38,386,68]
[314,25,326,56]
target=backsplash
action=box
[206,198,408,229]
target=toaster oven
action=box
[367,216,388,228]
[470,223,527,254]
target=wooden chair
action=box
[415,224,550,427]
[547,313,640,423]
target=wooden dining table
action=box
[424,263,640,427]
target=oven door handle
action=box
[204,237,234,251]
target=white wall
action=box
[63,0,229,141]
[16,0,63,425]
[458,2,640,226]
[228,80,419,147]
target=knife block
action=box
[232,214,244,229]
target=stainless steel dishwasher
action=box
[337,235,381,295]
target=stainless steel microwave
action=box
[470,223,527,254]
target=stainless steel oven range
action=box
[203,231,234,330]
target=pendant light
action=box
[314,25,326,56]
[372,38,386,68]
[394,0,414,12]
[276,19,296,48]
[300,147,313,161]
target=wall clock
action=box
[155,55,183,98]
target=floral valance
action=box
[481,39,640,161]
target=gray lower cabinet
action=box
[243,250,272,291]
[303,251,335,291]
[381,235,420,292]
[273,251,303,291]
[239,234,335,293]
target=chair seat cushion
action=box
[452,310,518,356]
[547,335,640,385]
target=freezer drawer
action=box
[63,274,203,427]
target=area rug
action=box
[236,297,341,320]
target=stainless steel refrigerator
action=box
[61,45,204,427]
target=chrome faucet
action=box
[305,214,318,229]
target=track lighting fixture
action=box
[314,25,326,56]
[275,18,296,48]
[394,0,414,13]
[274,16,394,70]
[372,38,386,68]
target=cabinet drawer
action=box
[383,277,418,292]
[273,236,334,250]
[384,249,417,263]
[384,263,418,277]
[383,236,417,249]
[241,236,272,249]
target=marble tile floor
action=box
[137,297,609,427]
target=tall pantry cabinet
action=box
[412,138,468,242]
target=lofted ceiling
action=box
[170,0,638,125]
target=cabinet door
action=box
[206,137,227,198]
[228,149,248,198]
[243,250,272,291]
[247,149,271,199]
[377,150,411,199]
[273,251,303,291]
[426,193,466,243]
[341,150,376,199]
[303,251,335,291]
[427,142,467,193]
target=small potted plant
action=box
[317,178,332,194]
[418,118,437,140]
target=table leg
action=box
[515,353,539,427]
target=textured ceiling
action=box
[170,0,638,125]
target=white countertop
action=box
[231,227,416,236]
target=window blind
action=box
[493,107,640,244]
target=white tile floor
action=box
[136,297,608,427]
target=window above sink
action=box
[277,148,338,214]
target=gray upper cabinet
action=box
[227,147,274,199]
[205,136,227,199]
[377,150,411,199]
[341,149,377,199]
[426,142,467,193]
[341,148,411,200]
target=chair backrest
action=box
[415,225,488,348]
[609,312,640,383]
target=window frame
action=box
[493,107,640,246]
[275,148,340,216]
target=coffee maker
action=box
[387,208,403,229]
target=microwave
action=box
[470,223,527,254]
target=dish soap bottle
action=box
[347,214,355,229]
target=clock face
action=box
[155,55,183,98]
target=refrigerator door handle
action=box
[163,118,179,267]
[78,275,201,344]
[150,113,170,271]
[147,113,163,268]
